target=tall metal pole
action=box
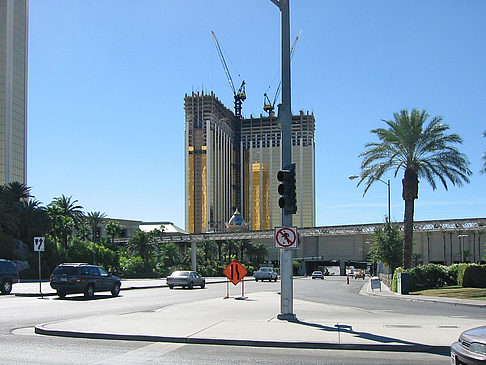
[272,0,296,321]
[387,179,391,223]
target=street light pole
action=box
[349,175,391,222]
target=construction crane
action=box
[211,31,246,119]
[263,29,303,116]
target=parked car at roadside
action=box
[0,259,19,294]
[451,325,486,364]
[253,267,278,282]
[311,270,324,279]
[50,263,121,298]
[166,271,205,289]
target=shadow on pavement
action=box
[286,318,450,355]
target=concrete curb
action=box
[33,324,450,355]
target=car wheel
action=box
[111,282,120,297]
[1,280,12,294]
[188,282,193,289]
[57,291,66,298]
[169,285,174,289]
[200,282,205,289]
[274,277,278,282]
[255,278,258,282]
[84,284,95,298]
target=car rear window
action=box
[173,271,190,276]
[53,266,78,275]
[0,261,16,273]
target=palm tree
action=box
[86,211,106,243]
[4,181,31,202]
[126,230,158,267]
[49,195,84,248]
[18,199,49,244]
[254,243,268,265]
[358,109,471,269]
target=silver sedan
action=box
[166,271,205,289]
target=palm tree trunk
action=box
[402,168,418,269]
[403,198,414,269]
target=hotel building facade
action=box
[185,91,315,233]
[0,0,28,185]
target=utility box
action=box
[397,272,410,295]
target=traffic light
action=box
[277,163,297,215]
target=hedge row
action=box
[392,263,486,292]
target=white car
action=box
[311,271,324,279]
[253,267,278,282]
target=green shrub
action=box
[408,264,450,291]
[391,267,403,292]
[462,265,486,288]
[457,264,468,286]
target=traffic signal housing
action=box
[277,163,297,215]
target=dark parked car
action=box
[50,263,121,298]
[166,271,205,289]
[451,325,486,364]
[0,259,19,294]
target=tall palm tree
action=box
[49,195,84,227]
[18,199,49,244]
[86,211,106,243]
[48,195,84,248]
[358,109,471,269]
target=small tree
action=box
[369,221,403,273]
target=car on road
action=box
[166,271,205,289]
[451,325,486,364]
[253,267,278,282]
[0,259,19,294]
[311,270,324,279]
[50,263,121,298]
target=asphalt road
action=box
[1,277,478,364]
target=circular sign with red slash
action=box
[274,226,298,248]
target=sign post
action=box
[33,237,45,297]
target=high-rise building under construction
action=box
[185,91,315,233]
[0,0,28,185]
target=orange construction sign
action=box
[223,260,247,285]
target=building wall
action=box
[184,92,234,233]
[184,92,316,233]
[0,0,27,185]
[242,112,315,230]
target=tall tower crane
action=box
[263,29,303,116]
[211,31,246,119]
[210,31,245,214]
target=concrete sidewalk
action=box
[31,278,486,354]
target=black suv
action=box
[50,263,121,298]
[0,259,19,294]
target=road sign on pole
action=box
[223,260,247,285]
[223,260,248,299]
[33,237,45,252]
[33,237,45,297]
[274,227,298,248]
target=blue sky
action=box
[27,1,485,229]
